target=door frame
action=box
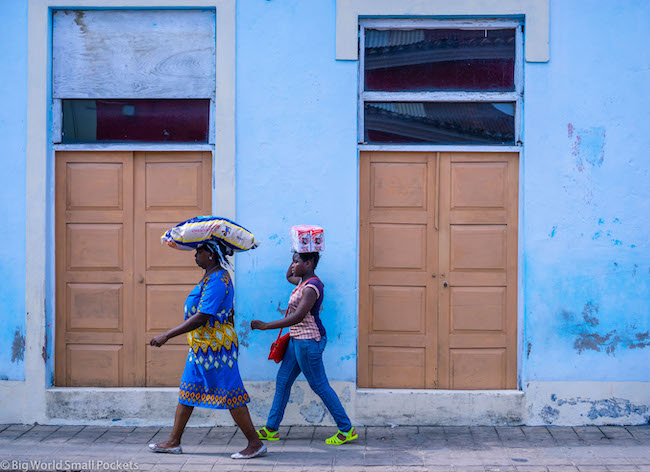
[24,0,234,407]
[357,148,525,390]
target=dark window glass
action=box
[364,102,515,145]
[62,99,210,143]
[364,29,515,92]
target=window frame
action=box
[358,18,523,149]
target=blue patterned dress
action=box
[179,270,250,409]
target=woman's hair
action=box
[200,240,234,268]
[298,251,320,268]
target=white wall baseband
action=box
[25,381,648,427]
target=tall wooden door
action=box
[359,151,518,390]
[55,151,212,387]
[358,152,439,388]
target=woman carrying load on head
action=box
[250,251,357,445]
[148,239,266,460]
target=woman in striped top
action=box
[250,252,357,445]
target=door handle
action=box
[138,275,145,284]
[443,281,448,288]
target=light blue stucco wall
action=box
[523,0,650,382]
[0,0,28,381]
[233,0,650,384]
[235,0,359,381]
[0,0,647,390]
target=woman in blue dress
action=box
[148,240,266,459]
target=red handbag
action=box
[268,326,290,363]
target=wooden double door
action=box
[359,152,518,390]
[55,151,211,387]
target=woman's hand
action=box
[250,320,268,331]
[150,333,169,347]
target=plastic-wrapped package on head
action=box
[290,225,324,253]
[161,216,258,252]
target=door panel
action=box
[359,152,438,389]
[67,283,122,331]
[56,152,133,387]
[67,224,124,270]
[438,152,518,389]
[135,151,212,386]
[450,348,506,389]
[369,346,426,389]
[359,151,518,390]
[56,151,211,387]
[67,344,122,387]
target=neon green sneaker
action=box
[256,426,280,441]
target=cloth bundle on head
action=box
[161,216,258,253]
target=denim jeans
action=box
[266,336,352,432]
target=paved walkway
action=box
[0,424,648,471]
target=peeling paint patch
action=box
[73,11,89,35]
[630,331,649,350]
[237,318,250,348]
[549,226,557,238]
[539,405,559,424]
[552,396,649,421]
[569,124,606,170]
[561,302,648,355]
[11,328,25,363]
[300,400,326,424]
[526,342,532,358]
[581,302,599,327]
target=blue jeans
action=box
[266,336,352,432]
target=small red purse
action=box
[268,325,290,363]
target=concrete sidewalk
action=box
[0,424,648,472]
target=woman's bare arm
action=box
[150,312,211,346]
[251,287,317,330]
[286,261,301,285]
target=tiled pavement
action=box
[0,424,649,471]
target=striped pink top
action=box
[288,278,325,340]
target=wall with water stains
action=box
[0,0,27,381]
[522,1,650,422]
[523,0,649,380]
[0,0,648,425]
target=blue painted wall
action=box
[234,0,358,381]
[0,0,647,387]
[523,0,650,382]
[0,0,28,381]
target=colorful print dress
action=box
[178,270,250,409]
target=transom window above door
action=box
[61,99,210,144]
[359,20,523,146]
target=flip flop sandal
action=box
[231,443,267,460]
[325,428,358,445]
[257,426,280,441]
[148,443,183,454]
